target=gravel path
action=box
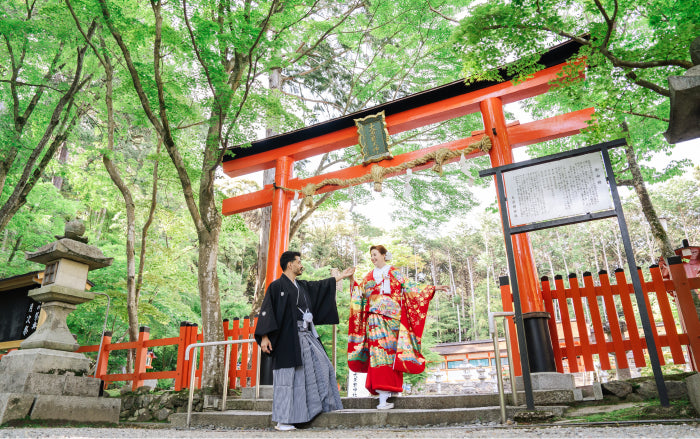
[1,423,699,438]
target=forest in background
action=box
[1,0,698,389]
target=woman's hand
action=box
[435,285,450,292]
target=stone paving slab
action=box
[226,389,579,411]
[171,405,567,429]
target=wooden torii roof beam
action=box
[222,107,594,215]
[223,63,581,178]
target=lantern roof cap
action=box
[25,238,113,270]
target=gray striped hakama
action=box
[271,321,343,424]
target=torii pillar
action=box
[265,156,294,286]
[481,97,556,373]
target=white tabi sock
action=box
[377,390,390,405]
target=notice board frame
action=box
[479,138,669,409]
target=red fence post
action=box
[229,317,240,388]
[553,275,578,373]
[569,273,594,371]
[649,265,685,364]
[613,269,646,368]
[240,317,251,387]
[540,276,563,373]
[195,324,203,389]
[599,270,629,370]
[132,326,150,391]
[186,323,197,389]
[174,322,188,391]
[637,267,664,365]
[223,319,234,389]
[95,331,112,383]
[250,317,258,387]
[668,257,700,371]
[582,272,611,370]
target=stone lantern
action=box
[0,219,120,425]
[663,37,700,144]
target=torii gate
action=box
[221,39,593,372]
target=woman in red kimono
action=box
[347,245,448,409]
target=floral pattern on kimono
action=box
[347,266,434,375]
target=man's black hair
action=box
[280,250,301,271]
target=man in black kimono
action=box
[255,250,355,431]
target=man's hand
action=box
[334,266,356,282]
[261,335,272,354]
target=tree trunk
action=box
[591,237,600,273]
[429,251,438,287]
[486,266,491,315]
[94,207,107,241]
[197,225,225,390]
[614,231,624,268]
[52,143,69,190]
[467,257,476,338]
[602,235,611,273]
[99,50,139,373]
[7,233,22,264]
[620,130,674,258]
[251,68,281,316]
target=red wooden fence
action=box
[501,260,700,376]
[74,317,258,391]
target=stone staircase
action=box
[169,389,578,429]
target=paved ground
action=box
[1,423,699,438]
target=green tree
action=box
[0,2,96,233]
[451,0,699,258]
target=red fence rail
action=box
[74,317,258,391]
[501,261,700,376]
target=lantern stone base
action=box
[0,349,121,425]
[0,393,120,425]
[515,372,583,401]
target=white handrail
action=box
[185,339,259,428]
[489,311,517,424]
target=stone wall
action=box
[119,387,203,422]
[601,377,689,402]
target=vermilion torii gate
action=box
[221,39,592,372]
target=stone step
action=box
[170,405,568,429]
[225,389,580,411]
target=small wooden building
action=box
[0,271,45,351]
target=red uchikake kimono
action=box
[347,266,435,394]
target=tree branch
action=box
[286,2,363,66]
[616,178,633,186]
[427,0,459,23]
[625,71,670,97]
[606,107,669,122]
[0,79,66,92]
[97,0,164,134]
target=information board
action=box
[503,152,613,226]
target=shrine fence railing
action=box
[500,260,700,377]
[72,317,259,391]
